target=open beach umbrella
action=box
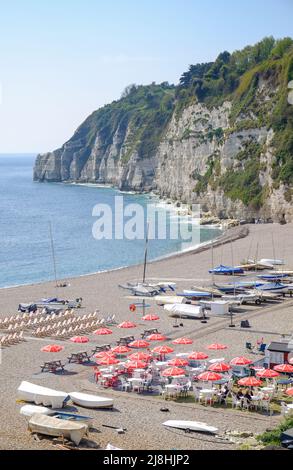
[70,336,89,343]
[142,314,160,321]
[128,352,152,361]
[188,351,209,360]
[285,388,293,397]
[256,369,280,378]
[162,367,186,377]
[124,360,147,369]
[172,337,193,345]
[238,377,262,387]
[197,371,223,382]
[273,363,293,373]
[230,356,252,366]
[111,345,131,354]
[41,344,64,353]
[94,351,117,359]
[97,356,120,365]
[147,334,166,341]
[168,357,189,367]
[289,357,293,365]
[118,321,137,329]
[207,343,228,350]
[128,339,150,348]
[94,328,113,335]
[152,345,174,355]
[208,362,230,372]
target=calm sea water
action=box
[0,155,221,288]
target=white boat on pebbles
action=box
[69,392,113,409]
[163,420,218,434]
[17,381,69,408]
[28,413,88,445]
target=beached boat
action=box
[20,405,54,417]
[209,265,244,275]
[28,414,88,445]
[257,273,289,280]
[256,282,291,293]
[69,392,113,408]
[181,290,212,298]
[163,420,218,434]
[222,292,261,304]
[164,303,202,318]
[258,258,284,266]
[17,381,69,408]
[155,295,186,305]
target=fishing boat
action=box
[69,392,113,409]
[28,414,88,445]
[209,265,244,275]
[17,381,69,408]
[163,420,218,434]
[164,303,202,319]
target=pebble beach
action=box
[0,223,293,450]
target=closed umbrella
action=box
[128,340,150,348]
[230,356,252,366]
[207,343,227,350]
[188,351,208,360]
[256,369,280,378]
[197,371,222,381]
[168,357,189,367]
[94,328,113,335]
[238,377,262,387]
[142,314,160,321]
[273,363,293,373]
[162,367,186,377]
[147,334,166,341]
[70,336,89,343]
[172,337,193,345]
[41,344,64,353]
[118,321,137,329]
[208,362,230,372]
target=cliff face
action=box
[34,37,293,222]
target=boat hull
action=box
[69,392,113,409]
[163,420,218,434]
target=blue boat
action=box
[209,265,244,275]
[256,282,289,293]
[53,411,93,422]
[179,290,212,298]
[257,274,288,280]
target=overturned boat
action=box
[163,420,218,434]
[17,381,69,408]
[164,303,203,319]
[69,392,113,409]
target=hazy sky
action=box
[0,0,292,153]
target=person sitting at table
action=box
[236,389,244,401]
[219,385,229,403]
[244,389,253,403]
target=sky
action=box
[0,0,292,153]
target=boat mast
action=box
[49,222,58,290]
[142,223,149,317]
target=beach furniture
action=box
[40,360,65,373]
[68,351,91,363]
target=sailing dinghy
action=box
[163,420,218,434]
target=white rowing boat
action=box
[163,420,218,434]
[69,392,113,408]
[20,404,54,417]
[17,381,69,408]
[164,303,202,318]
[28,413,88,445]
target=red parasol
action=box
[97,356,120,365]
[152,345,174,354]
[230,356,252,366]
[117,321,137,329]
[128,340,150,348]
[111,345,131,354]
[41,344,64,353]
[142,314,160,321]
[197,371,223,381]
[162,367,186,377]
[70,336,89,343]
[168,357,189,367]
[238,377,262,387]
[207,343,228,350]
[256,369,280,378]
[94,351,117,359]
[208,362,230,372]
[172,337,193,345]
[188,351,209,360]
[128,352,152,361]
[273,363,293,373]
[285,388,293,396]
[147,334,166,341]
[93,328,113,335]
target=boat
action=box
[164,303,202,318]
[20,405,54,417]
[256,282,291,294]
[257,273,289,280]
[36,297,81,309]
[155,295,186,305]
[191,285,223,297]
[69,392,113,408]
[180,290,212,299]
[209,265,244,275]
[258,258,284,266]
[106,443,123,450]
[28,414,88,445]
[199,299,239,314]
[222,292,262,305]
[53,411,93,423]
[162,420,218,434]
[17,381,69,408]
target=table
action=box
[40,360,65,373]
[92,344,111,354]
[68,351,90,363]
[128,378,144,384]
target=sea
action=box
[0,154,222,288]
